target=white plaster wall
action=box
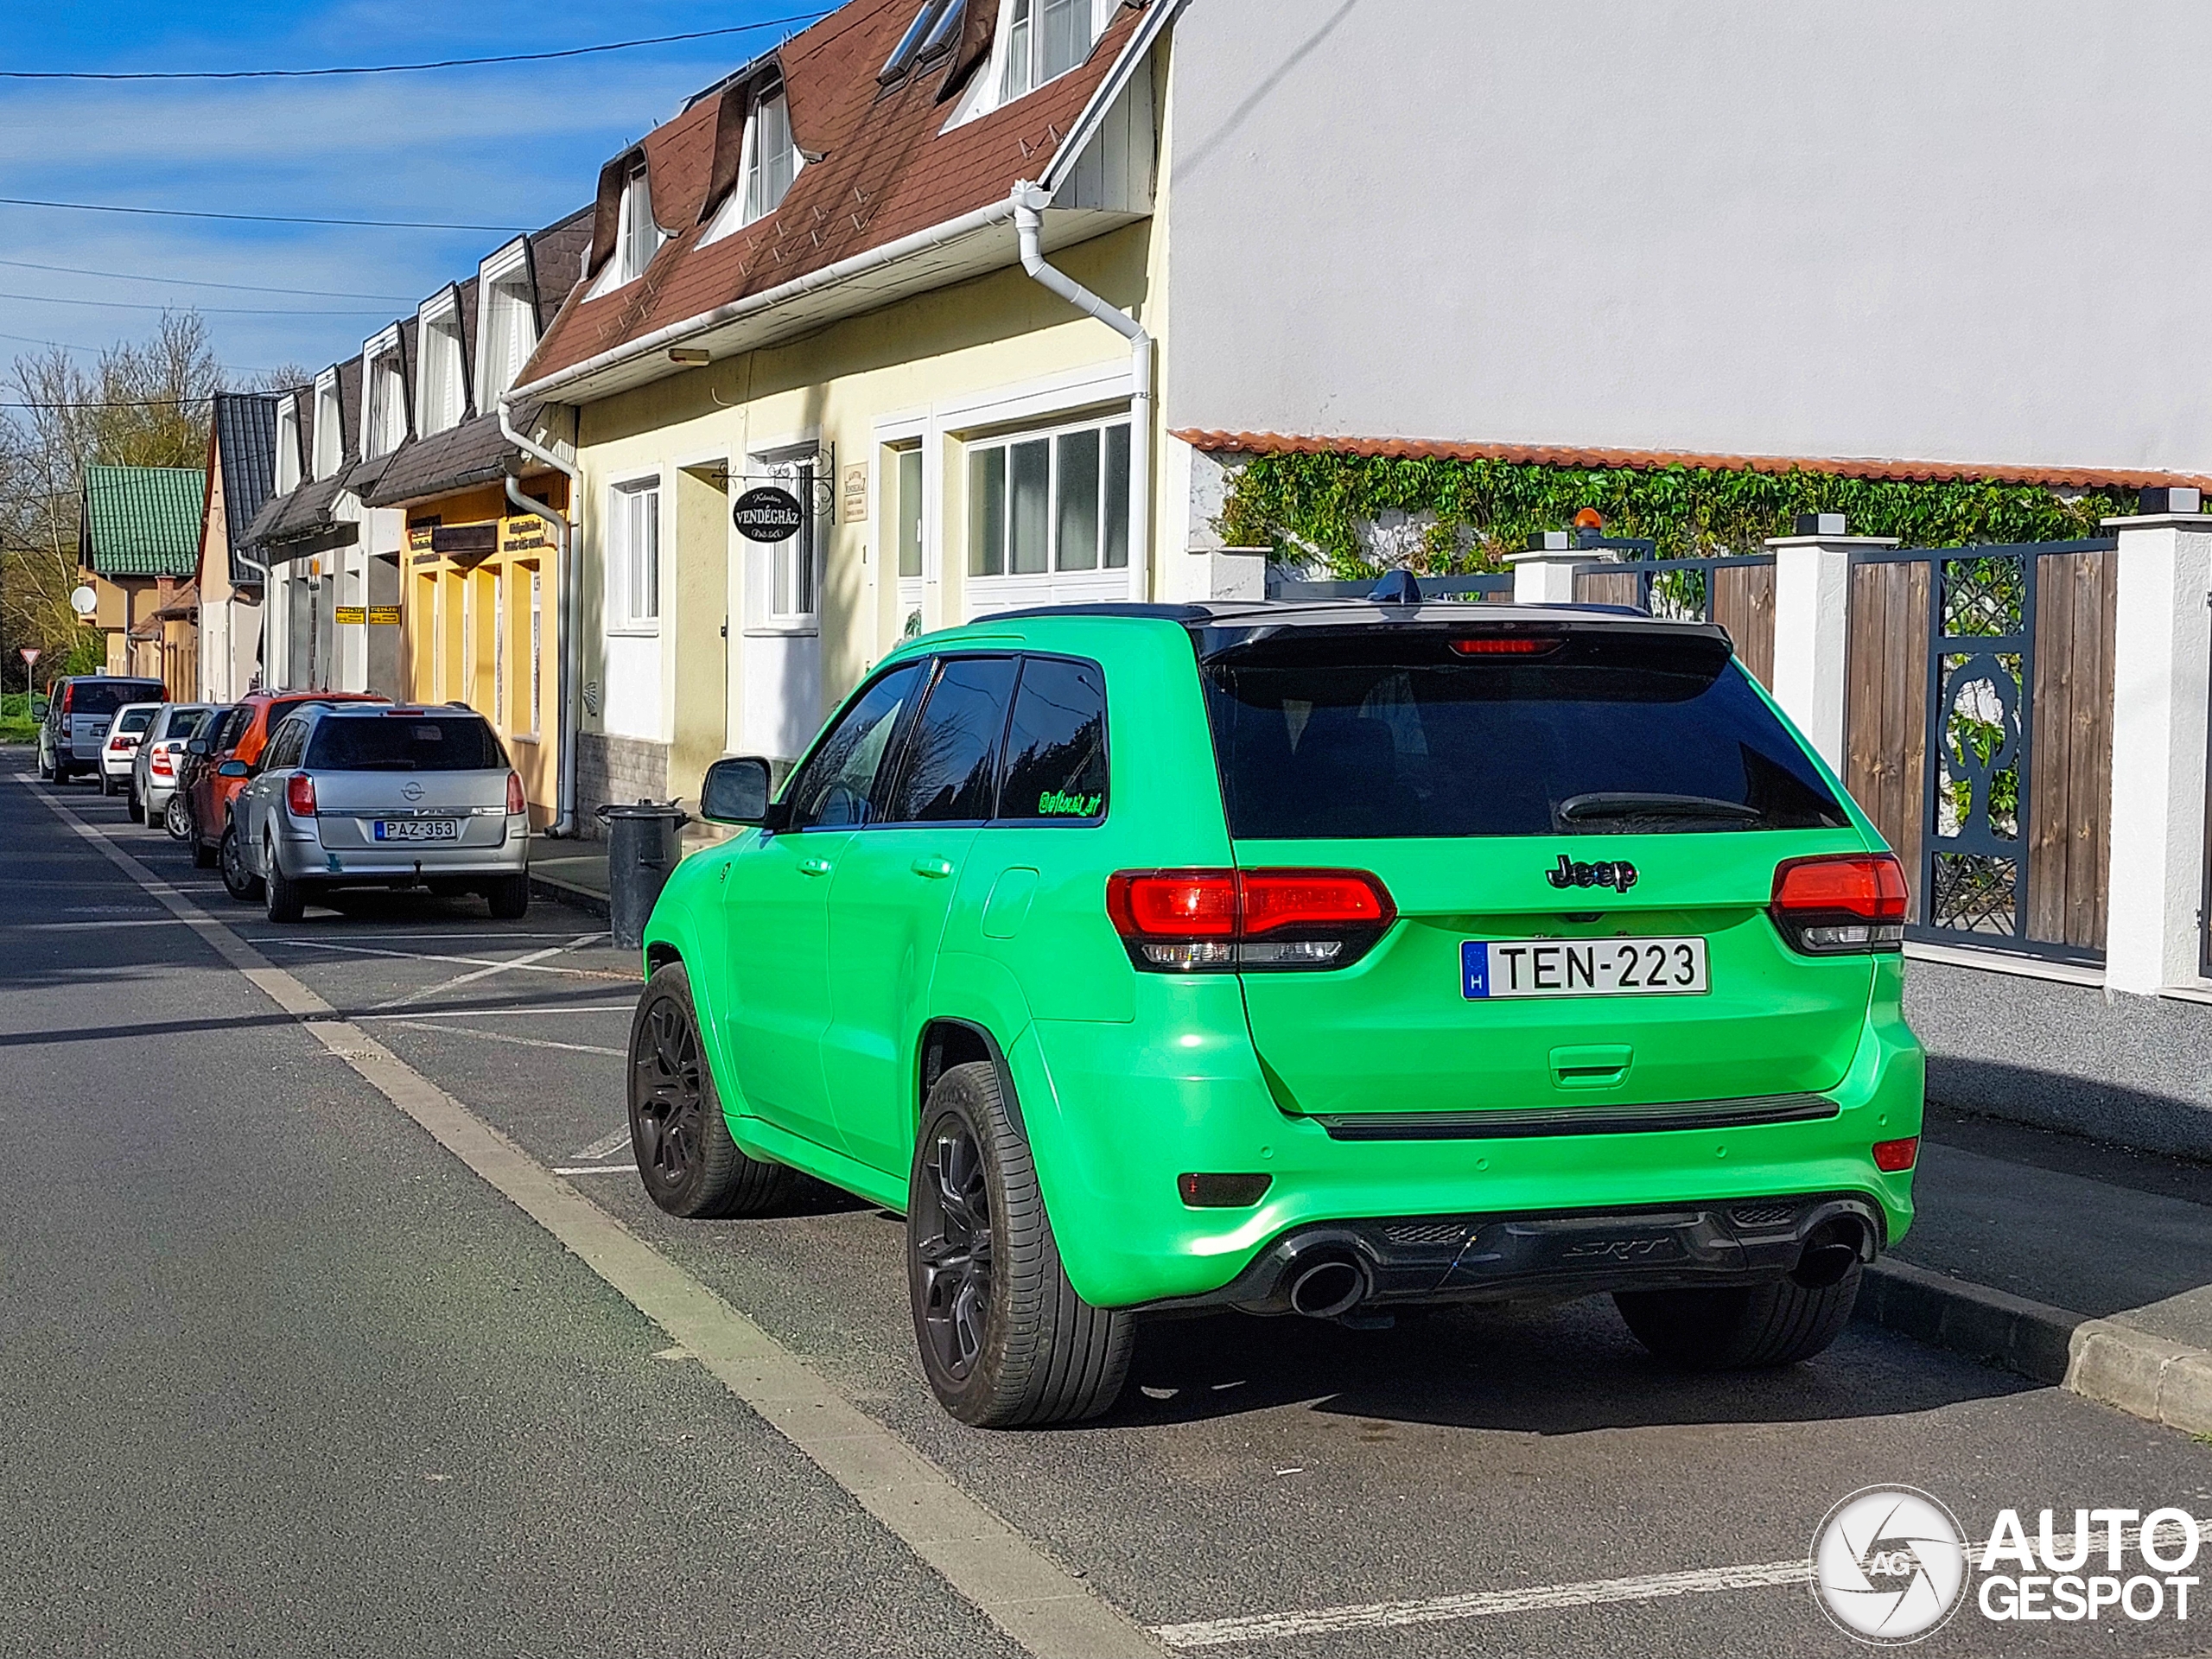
[1166,0,2212,472]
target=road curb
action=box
[1857,1259,2212,1437]
[529,869,609,920]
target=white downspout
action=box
[499,394,582,837]
[1012,181,1153,605]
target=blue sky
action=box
[0,1,823,383]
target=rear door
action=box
[821,655,1016,1174]
[1206,621,1878,1121]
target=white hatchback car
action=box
[131,702,215,830]
[98,702,160,798]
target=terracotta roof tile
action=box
[1171,430,2212,493]
[527,0,1146,388]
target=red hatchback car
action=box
[184,690,388,871]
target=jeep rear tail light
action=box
[1872,1136,1920,1173]
[286,773,317,817]
[1770,853,1908,955]
[1107,868,1395,971]
[505,770,526,817]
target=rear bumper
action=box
[271,816,531,882]
[1147,1192,1885,1314]
[1013,970,1923,1310]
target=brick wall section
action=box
[576,731,670,838]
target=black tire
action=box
[907,1061,1133,1427]
[99,769,118,797]
[219,823,264,902]
[164,793,192,842]
[1615,1262,1862,1370]
[484,874,530,920]
[37,747,54,783]
[264,842,308,923]
[626,963,791,1219]
[126,782,143,822]
[191,824,218,868]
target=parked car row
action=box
[33,675,531,925]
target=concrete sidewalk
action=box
[1861,1104,2212,1436]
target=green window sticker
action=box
[1038,790,1103,817]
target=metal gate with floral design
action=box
[1844,538,2119,963]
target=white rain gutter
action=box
[1012,180,1154,604]
[498,395,582,837]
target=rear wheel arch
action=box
[645,941,683,975]
[919,1019,1025,1141]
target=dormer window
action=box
[362,334,406,459]
[312,372,343,479]
[416,296,466,436]
[701,79,805,246]
[948,0,1109,127]
[475,240,539,407]
[742,86,798,226]
[616,162,659,284]
[275,397,300,493]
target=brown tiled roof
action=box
[1172,430,2212,492]
[525,0,1147,389]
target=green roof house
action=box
[79,464,206,679]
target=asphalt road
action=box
[4,753,2210,1659]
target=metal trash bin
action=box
[597,799,690,952]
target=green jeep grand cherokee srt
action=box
[627,598,1923,1427]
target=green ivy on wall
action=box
[1213,452,2139,577]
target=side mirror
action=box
[29,698,47,719]
[216,760,250,779]
[701,756,778,826]
[186,738,209,756]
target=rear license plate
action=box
[372,818,461,842]
[1463,938,1708,999]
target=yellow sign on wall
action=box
[499,514,553,557]
[368,605,401,626]
[334,606,366,625]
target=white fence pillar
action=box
[2103,509,2212,995]
[1764,524,1897,772]
[1510,540,1582,604]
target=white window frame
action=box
[962,410,1132,613]
[360,325,405,461]
[474,239,537,411]
[312,370,343,480]
[415,291,466,437]
[743,438,823,638]
[589,161,664,298]
[702,84,806,247]
[948,0,1113,127]
[607,471,664,637]
[274,397,301,493]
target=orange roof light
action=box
[1573,507,1605,531]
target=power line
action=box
[0,257,416,302]
[0,289,391,318]
[0,197,524,232]
[0,16,831,81]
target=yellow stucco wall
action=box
[570,216,1168,807]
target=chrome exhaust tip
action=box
[1286,1255,1368,1319]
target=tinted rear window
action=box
[998,658,1107,822]
[116,708,155,734]
[305,716,505,772]
[1203,628,1847,839]
[67,681,162,715]
[887,657,1019,823]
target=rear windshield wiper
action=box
[1556,792,1766,829]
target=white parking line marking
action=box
[19,917,192,931]
[19,776,1157,1659]
[380,1020,624,1058]
[370,937,601,1011]
[577,1124,635,1160]
[1151,1560,1812,1649]
[356,1005,636,1020]
[552,1164,636,1176]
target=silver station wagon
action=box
[223,702,531,923]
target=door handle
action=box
[798,856,834,877]
[911,856,955,880]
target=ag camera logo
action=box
[1812,1486,1968,1644]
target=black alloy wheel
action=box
[625,963,791,1220]
[219,822,262,901]
[632,994,707,1192]
[912,1121,995,1383]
